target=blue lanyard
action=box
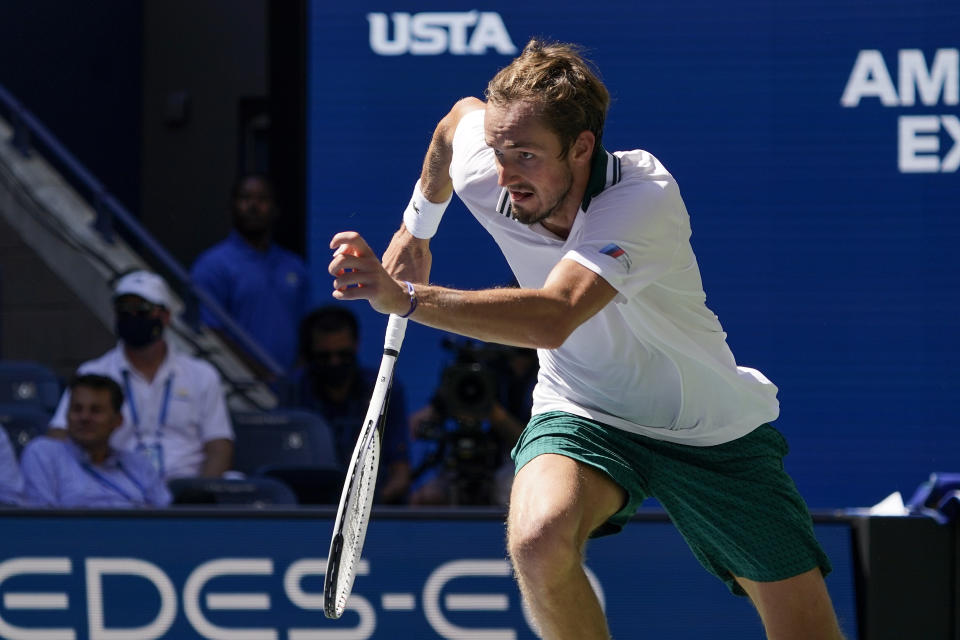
[121,370,174,444]
[81,461,148,503]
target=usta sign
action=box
[368,11,517,56]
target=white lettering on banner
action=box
[285,559,376,640]
[368,11,517,56]
[423,559,517,640]
[183,558,277,640]
[85,558,176,640]
[841,50,900,107]
[0,557,75,640]
[942,115,960,170]
[900,115,960,172]
[0,554,603,637]
[899,49,960,107]
[899,115,942,172]
[841,48,959,173]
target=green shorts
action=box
[511,411,832,596]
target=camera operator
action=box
[408,340,537,506]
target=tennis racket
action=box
[323,313,408,619]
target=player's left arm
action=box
[330,232,616,349]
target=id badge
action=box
[136,442,164,475]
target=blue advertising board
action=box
[0,510,857,638]
[305,1,960,509]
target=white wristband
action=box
[402,179,451,239]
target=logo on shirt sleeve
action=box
[600,243,632,272]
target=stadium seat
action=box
[0,360,62,414]
[168,476,298,506]
[230,409,341,473]
[0,405,51,456]
[257,465,346,505]
[230,409,346,505]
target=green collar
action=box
[581,145,621,213]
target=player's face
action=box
[484,101,576,226]
[67,386,122,451]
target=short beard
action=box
[511,169,574,226]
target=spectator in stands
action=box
[22,374,171,507]
[408,344,537,506]
[282,305,410,503]
[190,173,310,374]
[48,271,234,480]
[0,427,23,505]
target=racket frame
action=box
[323,314,407,619]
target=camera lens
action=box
[456,373,486,405]
[442,362,497,420]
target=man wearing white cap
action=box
[48,270,234,480]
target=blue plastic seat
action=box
[230,408,341,473]
[0,360,61,414]
[167,476,298,506]
[0,405,51,456]
[257,465,346,505]
[230,409,346,504]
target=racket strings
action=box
[333,427,381,613]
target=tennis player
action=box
[329,39,843,640]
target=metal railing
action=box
[0,82,286,379]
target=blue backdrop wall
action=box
[305,0,960,509]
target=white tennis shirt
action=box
[49,341,234,478]
[450,109,779,445]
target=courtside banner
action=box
[306,1,960,510]
[0,511,857,639]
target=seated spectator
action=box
[48,270,234,480]
[190,173,309,374]
[282,305,410,503]
[21,374,170,507]
[408,343,537,506]
[0,427,23,505]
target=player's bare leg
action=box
[735,568,845,640]
[507,454,625,640]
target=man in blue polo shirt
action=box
[191,173,310,373]
[21,374,171,508]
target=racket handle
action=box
[384,314,408,353]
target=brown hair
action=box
[485,38,610,158]
[69,374,124,413]
[298,305,359,360]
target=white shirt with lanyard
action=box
[121,368,173,478]
[49,342,235,479]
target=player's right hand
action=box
[329,231,409,316]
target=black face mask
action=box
[116,312,164,348]
[308,353,357,388]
